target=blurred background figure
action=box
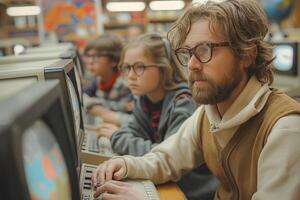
[83,33,134,127]
[127,25,144,42]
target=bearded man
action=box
[92,0,300,199]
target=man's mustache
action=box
[189,72,209,82]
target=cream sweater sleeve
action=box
[122,107,205,184]
[252,114,300,200]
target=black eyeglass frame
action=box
[119,62,165,76]
[175,42,230,66]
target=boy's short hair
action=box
[84,33,123,64]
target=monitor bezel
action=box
[45,59,84,147]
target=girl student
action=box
[96,33,218,200]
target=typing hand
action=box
[92,158,127,187]
[88,105,106,117]
[93,180,144,200]
[96,123,120,139]
[100,110,120,125]
[89,106,121,125]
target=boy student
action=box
[93,0,300,199]
[83,33,133,126]
[95,33,219,200]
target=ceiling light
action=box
[6,6,41,17]
[106,2,146,12]
[149,0,185,11]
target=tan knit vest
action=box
[199,90,300,200]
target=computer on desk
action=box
[23,43,85,78]
[0,50,84,104]
[0,58,113,169]
[0,81,80,200]
[271,41,300,97]
[0,59,83,169]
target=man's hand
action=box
[93,180,144,200]
[92,158,127,187]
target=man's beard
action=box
[188,67,242,105]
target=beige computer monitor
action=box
[0,59,61,80]
[0,59,84,166]
[0,77,37,101]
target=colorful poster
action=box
[41,0,99,48]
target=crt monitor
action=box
[22,43,84,76]
[0,59,84,168]
[0,81,80,200]
[0,50,84,105]
[23,47,85,102]
[0,58,84,134]
[271,41,300,95]
[272,41,298,76]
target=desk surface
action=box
[157,182,186,200]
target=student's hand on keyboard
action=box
[99,109,121,125]
[93,180,144,200]
[96,123,120,139]
[88,105,106,117]
[89,105,121,125]
[92,158,127,186]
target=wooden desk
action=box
[157,182,187,200]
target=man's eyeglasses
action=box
[119,62,164,76]
[175,42,230,66]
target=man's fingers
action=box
[108,180,130,187]
[94,181,122,198]
[105,163,114,182]
[100,162,108,185]
[113,167,126,180]
[92,162,108,186]
[101,193,119,200]
[92,164,102,187]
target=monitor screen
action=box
[272,43,298,76]
[22,120,72,200]
[66,75,81,139]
